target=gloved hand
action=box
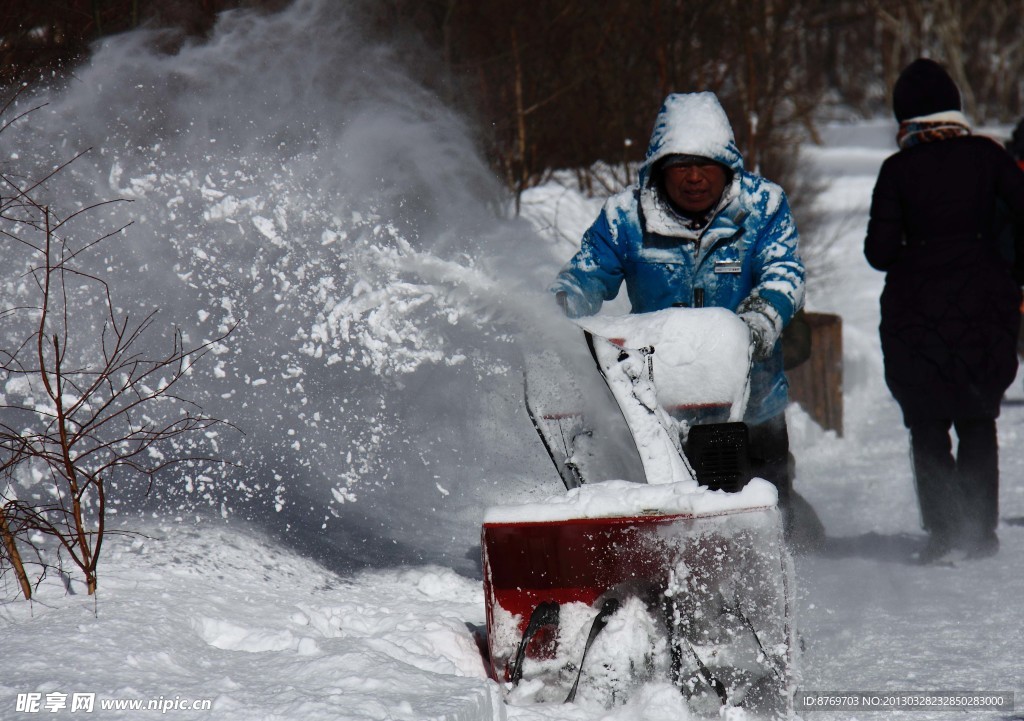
[737,295,782,363]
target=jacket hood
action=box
[640,92,744,190]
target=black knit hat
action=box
[893,58,962,122]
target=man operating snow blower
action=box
[551,91,823,550]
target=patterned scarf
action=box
[897,111,971,150]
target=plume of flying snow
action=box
[0,0,600,573]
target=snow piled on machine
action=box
[483,477,777,524]
[574,308,752,417]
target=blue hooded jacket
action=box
[551,92,805,424]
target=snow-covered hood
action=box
[637,93,746,238]
[638,92,745,190]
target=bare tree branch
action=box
[1,96,235,598]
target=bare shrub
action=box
[0,91,233,598]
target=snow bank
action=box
[0,523,501,721]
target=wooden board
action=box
[786,312,843,436]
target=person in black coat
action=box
[865,58,1024,563]
[1009,117,1024,170]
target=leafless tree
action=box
[0,92,234,598]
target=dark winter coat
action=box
[865,134,1024,424]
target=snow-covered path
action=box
[3,123,1023,721]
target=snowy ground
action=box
[4,121,1024,721]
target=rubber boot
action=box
[909,420,961,563]
[955,418,1000,559]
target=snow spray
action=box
[0,0,572,573]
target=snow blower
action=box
[481,307,797,718]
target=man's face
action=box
[662,161,728,215]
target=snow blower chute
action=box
[481,307,797,717]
